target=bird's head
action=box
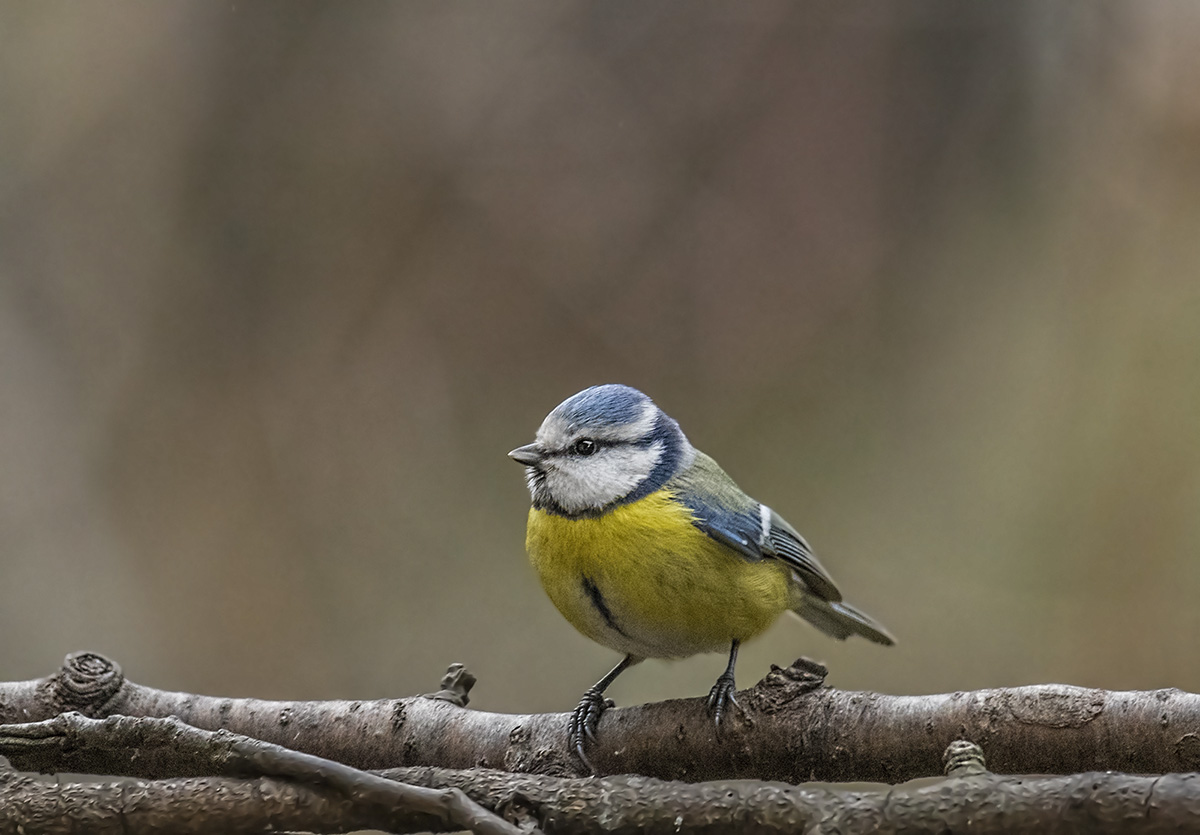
[509,384,694,517]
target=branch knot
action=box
[943,739,989,777]
[748,657,827,715]
[56,653,124,715]
[423,663,476,708]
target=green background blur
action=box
[2,2,1199,716]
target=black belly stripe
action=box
[582,576,629,638]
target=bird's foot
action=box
[568,687,613,774]
[706,671,740,730]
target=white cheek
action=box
[547,444,662,514]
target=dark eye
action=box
[573,438,597,456]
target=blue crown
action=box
[554,384,652,431]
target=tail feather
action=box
[791,597,895,646]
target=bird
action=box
[509,384,893,772]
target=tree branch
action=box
[0,768,451,835]
[386,761,1200,835]
[4,652,1200,782]
[1,718,1197,835]
[0,711,524,835]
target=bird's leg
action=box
[569,654,635,774]
[706,639,741,729]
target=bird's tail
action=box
[790,596,895,646]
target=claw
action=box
[568,687,609,774]
[707,671,739,731]
[566,655,636,774]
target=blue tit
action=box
[509,384,894,771]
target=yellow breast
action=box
[525,490,791,659]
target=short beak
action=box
[508,443,544,467]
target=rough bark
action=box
[0,712,523,835]
[389,766,1200,834]
[4,652,1200,782]
[1,717,1199,835]
[0,769,436,835]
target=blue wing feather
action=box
[763,513,842,602]
[676,491,842,602]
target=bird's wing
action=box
[760,507,842,602]
[670,453,843,602]
[689,504,842,602]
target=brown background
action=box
[2,2,1199,716]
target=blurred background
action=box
[1,2,1199,715]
